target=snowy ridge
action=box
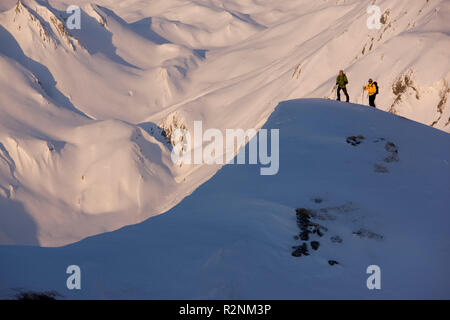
[11,0,78,50]
[0,99,449,299]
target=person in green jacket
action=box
[336,70,350,102]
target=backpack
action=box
[374,81,379,94]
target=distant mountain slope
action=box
[0,99,449,299]
[0,0,449,246]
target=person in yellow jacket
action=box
[364,78,379,108]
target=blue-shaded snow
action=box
[1,99,449,299]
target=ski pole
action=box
[332,85,337,99]
[362,87,365,105]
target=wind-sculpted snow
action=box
[0,99,449,299]
[0,0,449,246]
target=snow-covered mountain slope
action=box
[0,0,449,246]
[0,99,449,299]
